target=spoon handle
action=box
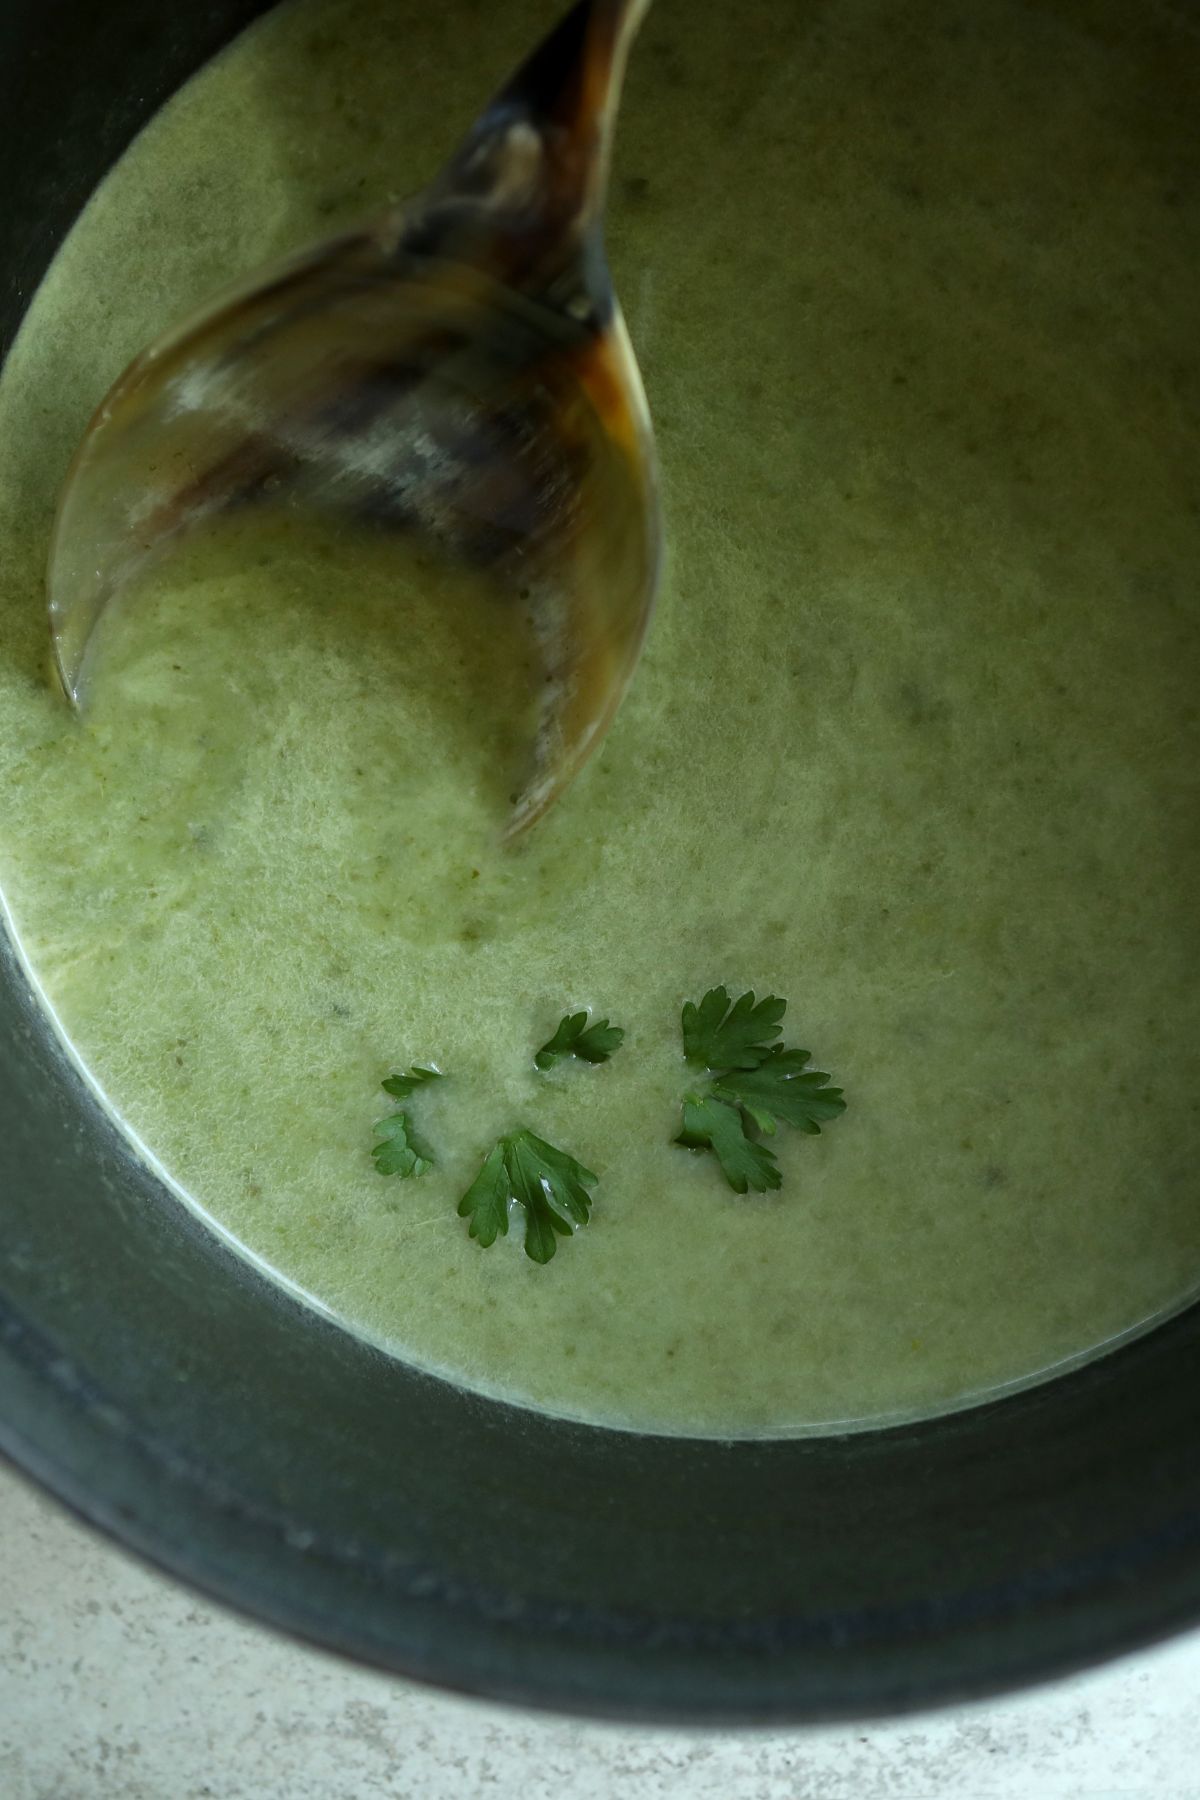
[435,0,653,248]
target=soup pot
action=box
[3,0,1200,1726]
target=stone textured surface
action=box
[2,1462,1199,1799]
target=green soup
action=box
[1,0,1197,1435]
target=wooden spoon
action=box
[48,0,660,836]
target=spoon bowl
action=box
[47,0,660,835]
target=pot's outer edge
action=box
[3,0,1200,1729]
[5,1271,1200,1727]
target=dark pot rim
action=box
[4,0,1200,1731]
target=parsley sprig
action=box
[534,1009,625,1070]
[380,1065,442,1100]
[371,1111,437,1178]
[675,988,845,1192]
[459,1130,598,1263]
[371,1066,442,1178]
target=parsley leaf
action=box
[534,1010,625,1070]
[381,1065,442,1099]
[459,1129,599,1263]
[457,1141,510,1246]
[681,985,786,1070]
[372,1110,437,1178]
[676,988,847,1192]
[676,1094,781,1193]
[712,1047,846,1136]
[507,1132,595,1261]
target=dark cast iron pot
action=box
[2,0,1200,1727]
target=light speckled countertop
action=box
[2,1460,1198,1799]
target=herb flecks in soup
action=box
[0,0,1197,1434]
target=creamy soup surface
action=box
[0,0,1197,1435]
